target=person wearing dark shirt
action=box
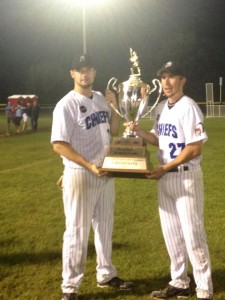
[31,100,40,131]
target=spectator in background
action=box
[14,101,24,133]
[6,101,15,126]
[22,102,32,132]
[31,100,40,131]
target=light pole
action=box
[219,77,223,104]
[62,0,108,54]
[82,3,87,54]
[73,0,107,54]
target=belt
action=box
[168,166,189,172]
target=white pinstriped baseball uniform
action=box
[51,90,116,294]
[151,96,213,299]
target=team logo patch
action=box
[195,122,204,136]
[80,106,87,113]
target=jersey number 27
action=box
[169,142,185,159]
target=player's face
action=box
[160,72,186,100]
[70,67,96,89]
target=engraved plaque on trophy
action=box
[101,48,162,178]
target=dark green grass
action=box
[0,115,225,299]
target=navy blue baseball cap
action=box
[157,61,186,77]
[71,54,95,70]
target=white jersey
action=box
[51,90,112,168]
[151,95,207,166]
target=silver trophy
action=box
[101,49,162,177]
[107,48,162,137]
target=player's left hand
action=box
[123,121,139,136]
[146,166,165,180]
[105,89,118,109]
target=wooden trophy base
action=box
[100,137,152,179]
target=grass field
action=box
[0,114,225,300]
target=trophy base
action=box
[101,137,152,179]
[100,155,152,179]
[100,169,149,179]
[100,168,151,179]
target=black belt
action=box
[168,166,189,172]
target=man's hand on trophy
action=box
[140,84,149,99]
[123,121,134,132]
[123,121,139,137]
[90,164,109,177]
[105,89,118,109]
[145,166,165,180]
[132,121,139,132]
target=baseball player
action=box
[133,61,213,299]
[51,54,134,300]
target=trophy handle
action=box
[149,79,162,95]
[106,77,124,119]
[141,79,163,118]
[107,77,118,92]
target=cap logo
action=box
[165,61,173,68]
[80,55,85,62]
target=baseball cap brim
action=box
[157,61,186,77]
[71,54,95,70]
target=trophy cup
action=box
[101,48,162,178]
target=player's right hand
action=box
[90,164,109,177]
[146,166,165,180]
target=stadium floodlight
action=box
[61,0,109,54]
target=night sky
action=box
[0,0,225,103]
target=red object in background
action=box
[7,95,38,107]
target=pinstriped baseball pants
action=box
[157,166,213,299]
[61,168,116,294]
